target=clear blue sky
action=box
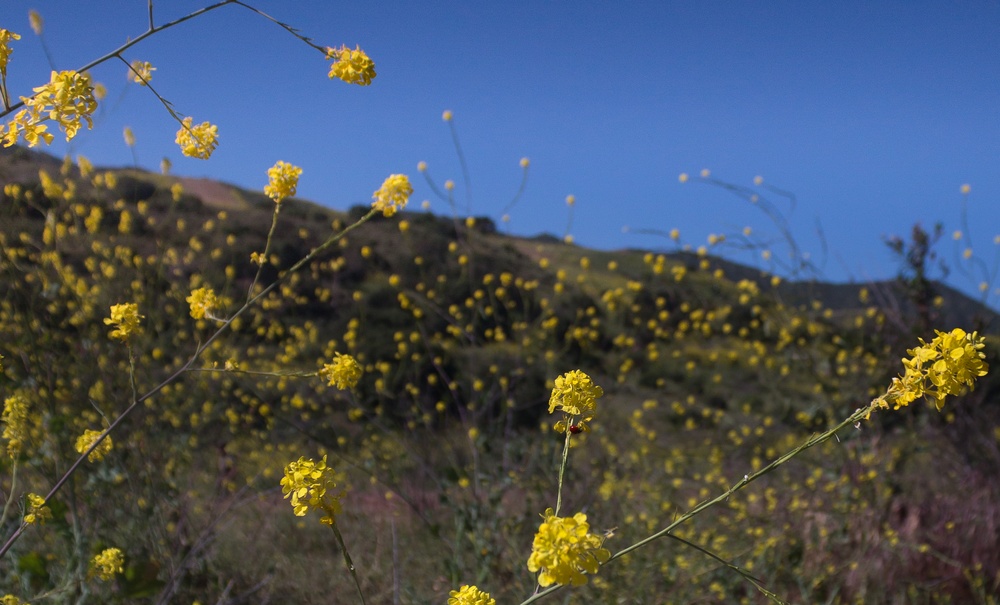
[4,1,1000,307]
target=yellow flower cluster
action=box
[447,585,495,605]
[0,28,20,76]
[527,508,610,587]
[2,395,29,459]
[877,328,988,412]
[186,287,220,320]
[75,429,113,462]
[326,45,376,85]
[371,174,412,217]
[280,455,343,525]
[175,116,219,159]
[2,70,97,148]
[91,547,125,581]
[548,370,603,433]
[264,160,302,203]
[0,595,29,605]
[104,303,142,341]
[24,493,51,525]
[319,353,362,390]
[128,59,155,85]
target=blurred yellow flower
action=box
[264,160,302,203]
[2,395,29,459]
[0,29,21,77]
[28,10,43,36]
[372,174,412,217]
[527,508,610,587]
[448,585,495,605]
[326,45,375,85]
[24,493,51,525]
[91,547,124,581]
[128,60,156,85]
[320,353,362,389]
[175,117,218,159]
[186,287,219,320]
[104,303,142,341]
[75,429,112,462]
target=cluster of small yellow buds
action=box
[128,59,155,85]
[527,508,610,587]
[264,160,303,203]
[0,594,30,605]
[90,547,125,581]
[326,45,376,85]
[2,395,29,459]
[447,585,495,605]
[186,287,220,320]
[24,493,51,525]
[548,370,603,434]
[319,353,362,390]
[371,174,413,217]
[175,116,219,159]
[280,455,343,525]
[75,429,113,462]
[104,303,142,342]
[875,328,989,414]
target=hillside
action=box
[2,146,1000,603]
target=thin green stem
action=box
[553,430,572,516]
[247,204,282,302]
[330,520,367,605]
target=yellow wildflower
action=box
[548,370,603,434]
[186,287,219,320]
[371,174,412,217]
[877,328,989,412]
[264,160,302,203]
[326,45,376,85]
[128,60,155,85]
[90,547,125,581]
[448,585,495,605]
[280,455,343,525]
[24,493,51,525]
[104,303,142,341]
[2,395,29,459]
[1,595,29,605]
[175,117,219,159]
[123,126,135,147]
[75,429,112,462]
[319,353,362,390]
[25,70,97,140]
[527,508,610,587]
[0,28,21,77]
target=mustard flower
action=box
[91,547,125,581]
[2,395,28,459]
[0,29,20,76]
[175,117,219,160]
[75,429,112,462]
[448,585,495,605]
[1,595,29,605]
[371,174,412,217]
[280,455,343,525]
[326,45,376,85]
[24,493,51,525]
[548,370,603,434]
[264,160,302,203]
[123,126,135,147]
[25,70,97,140]
[527,508,610,587]
[319,353,362,390]
[186,287,219,320]
[104,303,142,341]
[877,328,988,412]
[128,60,155,85]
